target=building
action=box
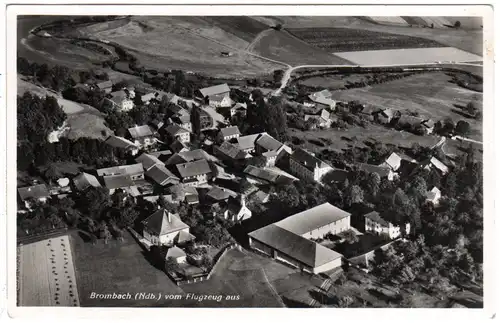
[18,184,50,209]
[223,195,252,221]
[176,159,213,186]
[97,163,144,181]
[217,126,241,143]
[168,184,199,204]
[262,151,278,167]
[214,141,251,166]
[104,135,139,155]
[197,83,232,108]
[304,109,333,129]
[379,152,403,172]
[171,115,192,132]
[308,90,336,110]
[237,133,262,153]
[206,186,238,203]
[169,139,190,154]
[426,187,442,205]
[254,133,292,161]
[423,157,449,175]
[102,175,141,197]
[165,149,211,166]
[357,163,396,181]
[164,124,190,144]
[108,91,134,111]
[145,164,180,186]
[142,208,194,246]
[289,148,333,183]
[243,165,296,186]
[72,172,101,191]
[140,92,158,104]
[95,80,113,94]
[364,211,410,239]
[135,153,164,171]
[230,102,247,117]
[128,125,156,149]
[376,108,398,124]
[422,119,435,134]
[165,246,187,263]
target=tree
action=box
[201,255,213,270]
[455,120,471,136]
[345,184,364,207]
[337,296,354,308]
[338,229,359,244]
[79,186,111,220]
[165,256,181,274]
[454,20,461,28]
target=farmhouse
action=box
[97,163,144,180]
[197,84,232,108]
[108,91,134,111]
[142,208,194,246]
[128,125,156,149]
[426,187,442,205]
[223,195,252,222]
[364,211,410,239]
[289,148,333,183]
[18,184,50,209]
[102,175,141,197]
[357,163,396,181]
[379,152,403,172]
[214,141,251,166]
[304,109,333,129]
[95,80,113,94]
[145,164,180,186]
[206,186,238,203]
[72,172,101,191]
[237,133,262,153]
[423,157,449,175]
[176,159,213,186]
[170,139,190,153]
[104,135,139,155]
[165,124,190,144]
[217,126,241,143]
[230,102,247,117]
[135,153,164,171]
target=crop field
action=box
[334,47,483,65]
[297,73,384,90]
[368,16,409,26]
[331,72,483,140]
[197,16,269,43]
[287,27,445,53]
[252,30,352,66]
[18,235,80,306]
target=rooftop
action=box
[199,83,230,97]
[176,159,212,178]
[220,126,241,138]
[166,246,187,259]
[18,184,50,201]
[385,152,402,169]
[135,153,164,170]
[216,141,249,160]
[291,148,332,171]
[142,209,189,236]
[206,186,238,201]
[255,133,283,151]
[165,124,190,136]
[237,133,262,151]
[72,172,101,191]
[166,149,210,165]
[102,174,135,189]
[364,211,390,227]
[96,163,144,177]
[128,125,154,139]
[145,164,179,186]
[429,157,449,173]
[104,135,137,150]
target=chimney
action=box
[240,194,245,207]
[167,211,172,223]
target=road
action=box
[451,135,483,145]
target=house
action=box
[104,135,139,155]
[168,184,199,204]
[102,175,141,197]
[170,115,192,132]
[304,109,333,129]
[248,189,271,203]
[308,89,336,110]
[230,102,247,117]
[165,124,190,144]
[97,163,144,180]
[197,84,232,108]
[248,202,349,274]
[169,139,190,154]
[376,108,397,124]
[426,187,442,205]
[135,153,164,171]
[220,51,234,57]
[423,157,449,175]
[142,208,194,246]
[223,195,252,221]
[201,106,226,129]
[176,159,213,186]
[237,133,262,153]
[72,172,101,191]
[364,211,410,239]
[165,149,211,166]
[149,150,173,161]
[145,164,180,186]
[165,246,187,263]
[128,125,156,149]
[18,184,50,209]
[108,91,134,111]
[140,92,158,104]
[254,133,292,161]
[262,151,278,167]
[422,119,435,134]
[95,80,113,94]
[217,126,241,143]
[206,186,238,203]
[379,152,403,172]
[358,163,396,181]
[289,148,334,183]
[214,141,251,166]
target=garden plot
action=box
[334,47,483,66]
[18,235,79,306]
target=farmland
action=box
[334,47,483,65]
[251,29,352,66]
[18,235,80,306]
[287,27,445,52]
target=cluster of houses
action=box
[18,81,451,275]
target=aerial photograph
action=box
[16,15,483,308]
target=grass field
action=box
[18,235,80,306]
[331,72,483,140]
[297,73,382,89]
[287,27,444,52]
[334,47,483,65]
[252,30,352,66]
[197,16,269,43]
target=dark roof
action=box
[291,148,331,171]
[215,142,249,160]
[220,126,241,138]
[149,150,173,159]
[142,209,189,236]
[364,211,389,227]
[128,125,154,139]
[249,224,342,268]
[176,159,212,178]
[165,124,189,136]
[136,153,163,170]
[206,186,237,201]
[96,163,143,177]
[104,136,137,150]
[255,133,283,151]
[275,203,351,236]
[18,184,50,201]
[96,80,112,89]
[72,172,101,191]
[165,149,210,165]
[357,163,392,177]
[199,84,230,97]
[169,139,189,153]
[102,175,135,189]
[145,164,179,186]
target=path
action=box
[451,135,483,145]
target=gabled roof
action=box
[291,148,332,171]
[231,102,247,111]
[381,108,395,119]
[206,186,238,201]
[249,224,342,268]
[275,203,351,236]
[255,133,283,152]
[312,96,336,107]
[422,119,435,128]
[168,184,199,200]
[429,157,449,173]
[426,186,441,200]
[177,230,196,243]
[357,163,392,177]
[149,150,173,159]
[96,80,112,89]
[102,174,135,189]
[142,209,189,236]
[309,89,332,100]
[104,136,137,150]
[237,133,262,151]
[244,165,279,183]
[165,149,210,165]
[166,246,187,259]
[220,126,241,138]
[176,159,212,178]
[165,124,190,136]
[136,153,164,170]
[128,125,154,139]
[18,184,50,201]
[145,164,179,186]
[170,139,189,153]
[97,163,144,177]
[385,152,402,169]
[215,141,250,160]
[199,84,230,97]
[320,109,331,121]
[398,115,424,127]
[364,211,390,227]
[72,172,101,191]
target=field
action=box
[287,27,445,52]
[368,16,409,26]
[331,72,483,140]
[251,30,352,66]
[197,16,269,43]
[18,235,80,306]
[297,73,397,89]
[334,47,483,65]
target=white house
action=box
[425,187,442,205]
[165,246,187,264]
[230,102,247,117]
[108,91,134,111]
[142,208,194,246]
[364,211,410,239]
[165,124,191,144]
[128,125,156,149]
[379,152,403,172]
[217,126,241,143]
[423,157,449,175]
[175,159,213,186]
[104,135,139,156]
[18,184,50,209]
[197,84,232,108]
[223,195,252,222]
[289,148,333,183]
